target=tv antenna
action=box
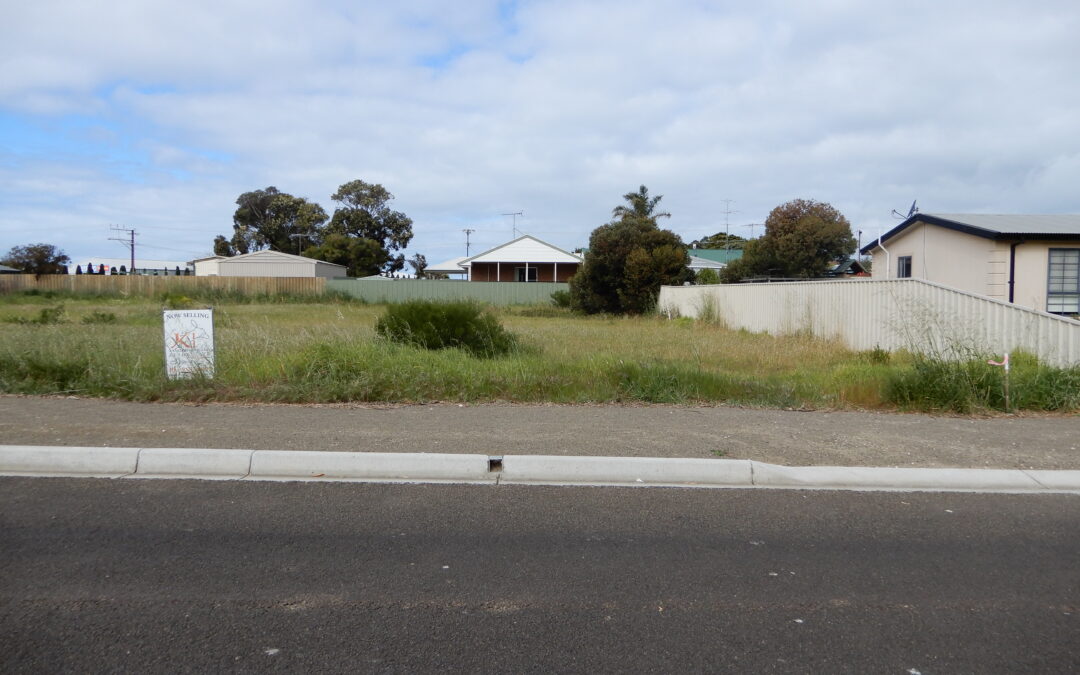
[463,228,475,256]
[502,211,524,238]
[891,200,918,220]
[719,200,739,250]
[744,222,763,239]
[108,225,137,273]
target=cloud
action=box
[2,0,1079,262]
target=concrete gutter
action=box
[1,445,1079,494]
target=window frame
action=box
[1046,248,1080,315]
[896,255,912,278]
[515,266,538,282]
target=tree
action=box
[303,233,390,278]
[611,184,671,223]
[318,179,414,276]
[1,243,71,278]
[86,262,95,274]
[570,186,693,314]
[407,253,428,279]
[721,199,855,282]
[216,187,328,255]
[691,232,747,250]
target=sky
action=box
[2,0,1079,268]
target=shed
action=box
[203,250,348,278]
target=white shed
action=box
[202,250,348,278]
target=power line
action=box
[108,225,136,272]
[463,229,475,256]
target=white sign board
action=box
[163,309,215,379]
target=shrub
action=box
[696,268,720,285]
[550,290,572,308]
[375,301,519,357]
[82,311,118,325]
[4,305,68,325]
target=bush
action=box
[550,290,572,308]
[375,301,519,357]
[4,305,68,325]
[696,268,720,285]
[82,311,118,325]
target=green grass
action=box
[0,292,1076,412]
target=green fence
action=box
[327,279,568,305]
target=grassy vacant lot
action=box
[1,291,1077,413]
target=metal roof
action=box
[862,213,1080,253]
[688,248,743,264]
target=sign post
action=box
[163,309,215,379]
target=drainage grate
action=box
[488,456,503,472]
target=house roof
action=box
[461,235,582,265]
[689,248,743,264]
[862,213,1080,254]
[218,249,347,269]
[0,264,20,273]
[426,256,468,274]
[689,255,727,270]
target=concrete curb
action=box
[1,445,1079,493]
[248,450,494,483]
[500,455,754,487]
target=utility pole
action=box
[719,200,738,250]
[463,229,475,256]
[289,233,314,255]
[745,223,762,240]
[109,225,136,274]
[502,211,523,238]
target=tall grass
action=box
[1,295,1077,411]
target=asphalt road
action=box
[3,395,1080,469]
[3,478,1078,673]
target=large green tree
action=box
[1,243,70,277]
[721,199,855,282]
[320,180,414,275]
[570,186,692,314]
[216,187,328,255]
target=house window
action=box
[897,256,912,278]
[515,266,537,282]
[1047,249,1080,314]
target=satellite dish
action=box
[891,200,919,220]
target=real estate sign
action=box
[163,309,215,379]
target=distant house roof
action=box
[461,235,582,265]
[862,213,1080,254]
[688,248,743,265]
[0,264,20,273]
[426,256,469,274]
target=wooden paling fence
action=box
[0,274,325,297]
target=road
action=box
[3,477,1078,672]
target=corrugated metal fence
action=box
[0,275,325,296]
[327,279,568,305]
[659,279,1080,366]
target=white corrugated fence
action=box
[658,279,1080,367]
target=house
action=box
[0,264,20,274]
[192,250,347,278]
[688,248,742,273]
[861,213,1080,314]
[460,235,582,282]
